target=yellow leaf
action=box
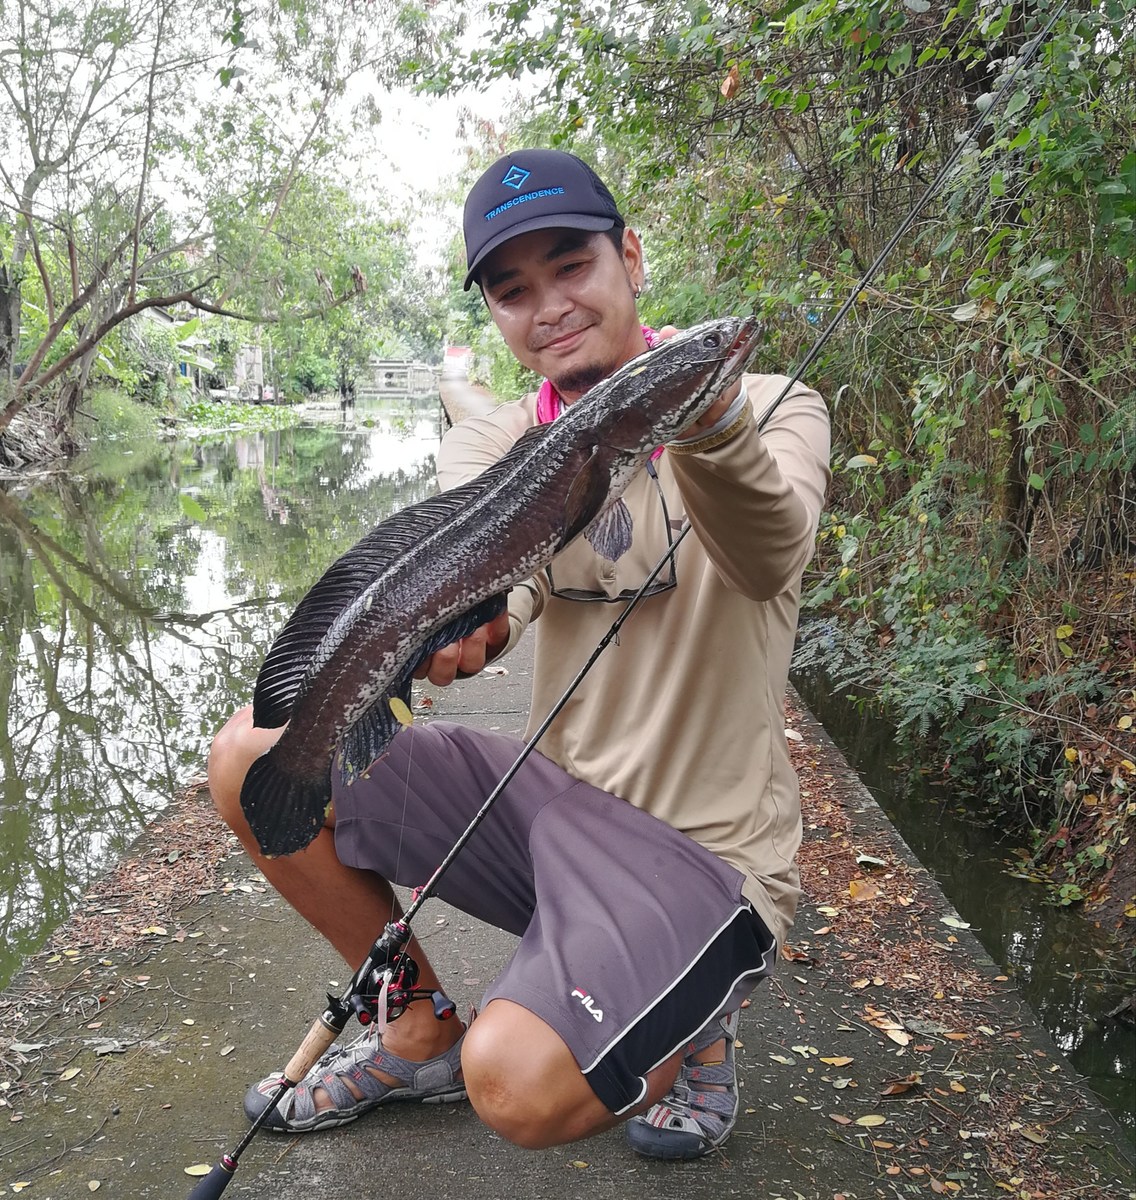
[11,1185,31,1193]
[856,1114,887,1126]
[1118,715,1133,730]
[88,1183,101,1193]
[59,1067,82,1081]
[1064,747,1078,762]
[569,1160,589,1169]
[1055,624,1074,639]
[1122,903,1136,918]
[821,1055,854,1067]
[389,697,414,726]
[184,1165,212,1177]
[950,1080,967,1093]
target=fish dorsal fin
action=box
[252,477,487,728]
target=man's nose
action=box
[533,282,573,324]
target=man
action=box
[209,148,830,1160]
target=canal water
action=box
[0,395,443,989]
[0,397,1131,1138]
[793,670,1135,1142]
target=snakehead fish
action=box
[241,316,762,857]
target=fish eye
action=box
[702,332,722,348]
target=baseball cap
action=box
[463,149,623,290]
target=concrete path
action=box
[1,374,1132,1199]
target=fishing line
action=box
[184,9,1069,1196]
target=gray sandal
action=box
[243,1028,466,1133]
[625,1009,740,1159]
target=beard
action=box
[551,358,618,397]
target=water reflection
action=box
[793,670,1135,1141]
[0,399,444,988]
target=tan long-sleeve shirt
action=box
[437,374,831,946]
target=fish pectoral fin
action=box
[586,499,634,562]
[563,448,614,544]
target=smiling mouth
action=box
[536,326,590,352]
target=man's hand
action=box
[413,609,511,687]
[656,324,741,439]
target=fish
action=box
[240,315,763,856]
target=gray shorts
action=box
[331,721,776,1115]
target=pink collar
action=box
[535,325,660,425]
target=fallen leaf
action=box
[770,1053,795,1064]
[940,915,970,930]
[388,697,414,726]
[849,878,880,903]
[821,1056,854,1067]
[856,1114,887,1127]
[828,1112,852,1125]
[569,1160,589,1168]
[88,1183,101,1193]
[220,1045,235,1057]
[184,1165,212,1177]
[59,1067,82,1082]
[881,1073,922,1095]
[1020,1127,1048,1144]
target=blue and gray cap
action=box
[462,149,623,290]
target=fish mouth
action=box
[722,317,762,378]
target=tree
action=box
[0,0,445,465]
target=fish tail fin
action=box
[240,752,331,858]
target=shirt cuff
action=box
[666,381,753,456]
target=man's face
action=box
[479,227,647,402]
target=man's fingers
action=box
[413,611,510,687]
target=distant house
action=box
[357,357,437,400]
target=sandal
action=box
[625,1009,740,1159]
[243,1027,467,1133]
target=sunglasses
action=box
[546,460,681,603]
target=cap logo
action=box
[502,165,530,189]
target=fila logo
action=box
[571,988,604,1023]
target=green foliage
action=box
[180,398,304,432]
[429,0,1136,883]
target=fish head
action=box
[584,316,763,452]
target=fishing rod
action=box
[186,8,1068,1195]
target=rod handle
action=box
[186,1160,234,1200]
[283,1012,342,1083]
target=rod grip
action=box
[186,1161,234,1200]
[283,1012,341,1083]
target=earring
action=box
[634,284,642,299]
